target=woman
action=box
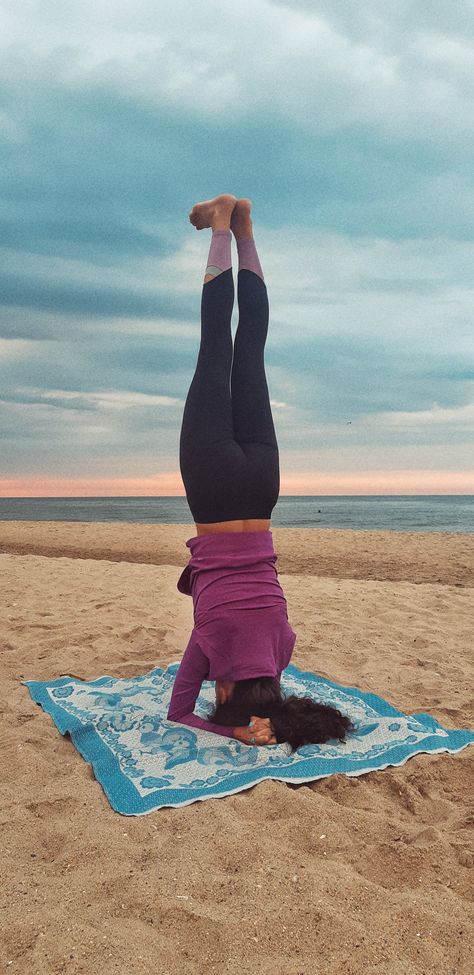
[167,194,354,751]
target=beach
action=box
[1,522,473,974]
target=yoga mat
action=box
[24,663,474,815]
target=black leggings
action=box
[179,268,280,523]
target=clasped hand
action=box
[233,716,277,746]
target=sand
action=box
[1,522,473,975]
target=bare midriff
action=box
[195,518,271,535]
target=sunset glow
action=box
[1,470,472,498]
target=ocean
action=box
[0,496,473,532]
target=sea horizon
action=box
[0,494,473,533]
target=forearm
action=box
[167,710,236,739]
[168,713,276,746]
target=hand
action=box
[233,716,277,746]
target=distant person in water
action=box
[167,194,354,750]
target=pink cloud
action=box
[279,470,474,495]
[0,469,473,497]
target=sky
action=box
[1,0,473,496]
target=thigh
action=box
[180,439,248,524]
[241,443,280,515]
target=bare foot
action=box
[189,194,237,232]
[231,198,253,240]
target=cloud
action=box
[2,1,474,242]
[0,252,196,320]
[10,388,184,410]
[0,1,473,488]
[368,399,474,429]
[3,0,474,141]
[0,228,472,480]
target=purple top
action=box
[167,530,297,738]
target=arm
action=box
[167,637,234,739]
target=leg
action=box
[180,197,248,523]
[232,272,277,448]
[229,202,280,517]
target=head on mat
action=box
[209,677,354,753]
[167,194,354,751]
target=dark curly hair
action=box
[207,676,355,753]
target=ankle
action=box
[232,219,253,242]
[211,212,233,232]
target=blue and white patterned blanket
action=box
[25,663,474,815]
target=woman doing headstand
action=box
[167,195,353,750]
